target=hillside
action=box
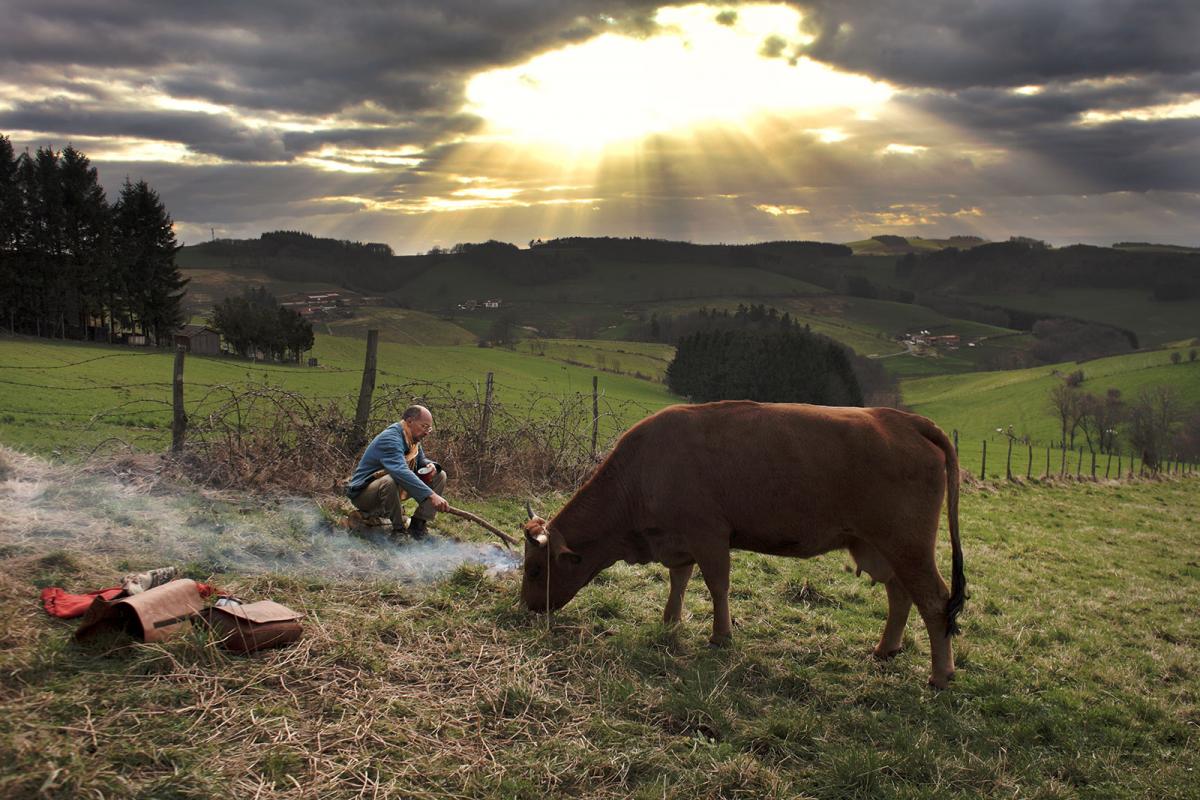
[845,235,988,255]
[177,233,1200,378]
[903,344,1200,477]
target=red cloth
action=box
[41,586,123,619]
[42,582,217,619]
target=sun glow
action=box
[464,3,892,151]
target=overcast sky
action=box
[2,1,1198,252]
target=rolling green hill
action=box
[176,235,1200,380]
[845,236,988,255]
[903,344,1200,477]
[320,306,477,347]
[961,289,1200,348]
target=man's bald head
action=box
[402,405,434,442]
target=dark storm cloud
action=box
[896,85,1200,193]
[0,99,290,162]
[279,115,483,159]
[95,160,397,223]
[0,0,665,117]
[791,0,1200,89]
[3,0,1197,248]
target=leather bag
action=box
[74,579,205,643]
[201,600,303,653]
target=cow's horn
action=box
[535,532,549,547]
[525,500,534,520]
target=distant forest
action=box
[0,135,185,343]
[187,233,858,294]
[667,311,864,407]
[190,232,1200,310]
[661,305,900,407]
[900,240,1200,297]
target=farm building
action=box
[173,324,221,355]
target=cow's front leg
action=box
[696,549,733,646]
[663,563,694,625]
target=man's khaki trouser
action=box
[351,470,448,531]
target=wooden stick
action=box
[444,505,519,548]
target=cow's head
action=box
[520,504,590,613]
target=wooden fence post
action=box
[350,330,379,451]
[952,429,958,453]
[1026,444,1033,480]
[981,440,987,479]
[590,375,599,460]
[171,345,186,453]
[1076,447,1083,478]
[1090,450,1096,480]
[1005,438,1013,481]
[1105,451,1112,479]
[1060,447,1068,477]
[480,371,494,444]
[1045,446,1051,478]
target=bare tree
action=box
[1048,382,1084,449]
[1076,387,1126,454]
[1127,386,1183,470]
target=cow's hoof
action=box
[707,633,733,648]
[927,671,955,690]
[872,645,903,661]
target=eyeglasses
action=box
[417,422,434,433]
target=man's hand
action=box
[428,492,450,512]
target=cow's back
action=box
[623,401,951,555]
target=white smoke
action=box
[0,446,520,583]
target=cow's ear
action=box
[557,545,583,565]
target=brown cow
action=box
[521,400,966,688]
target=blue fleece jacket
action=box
[347,423,432,502]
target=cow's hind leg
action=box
[874,579,912,660]
[849,540,911,660]
[694,549,733,647]
[892,554,955,688]
[663,563,694,625]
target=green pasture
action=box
[2,467,1197,797]
[320,306,477,347]
[513,339,675,382]
[962,289,1200,348]
[903,344,1200,478]
[0,335,677,456]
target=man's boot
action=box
[407,517,429,539]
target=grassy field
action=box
[5,332,1198,481]
[962,289,1200,348]
[513,339,675,383]
[0,335,676,456]
[1,451,1196,798]
[904,345,1200,478]
[321,306,478,347]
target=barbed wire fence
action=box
[2,331,1196,493]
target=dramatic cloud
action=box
[1,1,1197,250]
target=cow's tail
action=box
[921,420,967,637]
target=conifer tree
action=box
[112,178,187,343]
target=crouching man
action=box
[346,405,449,539]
